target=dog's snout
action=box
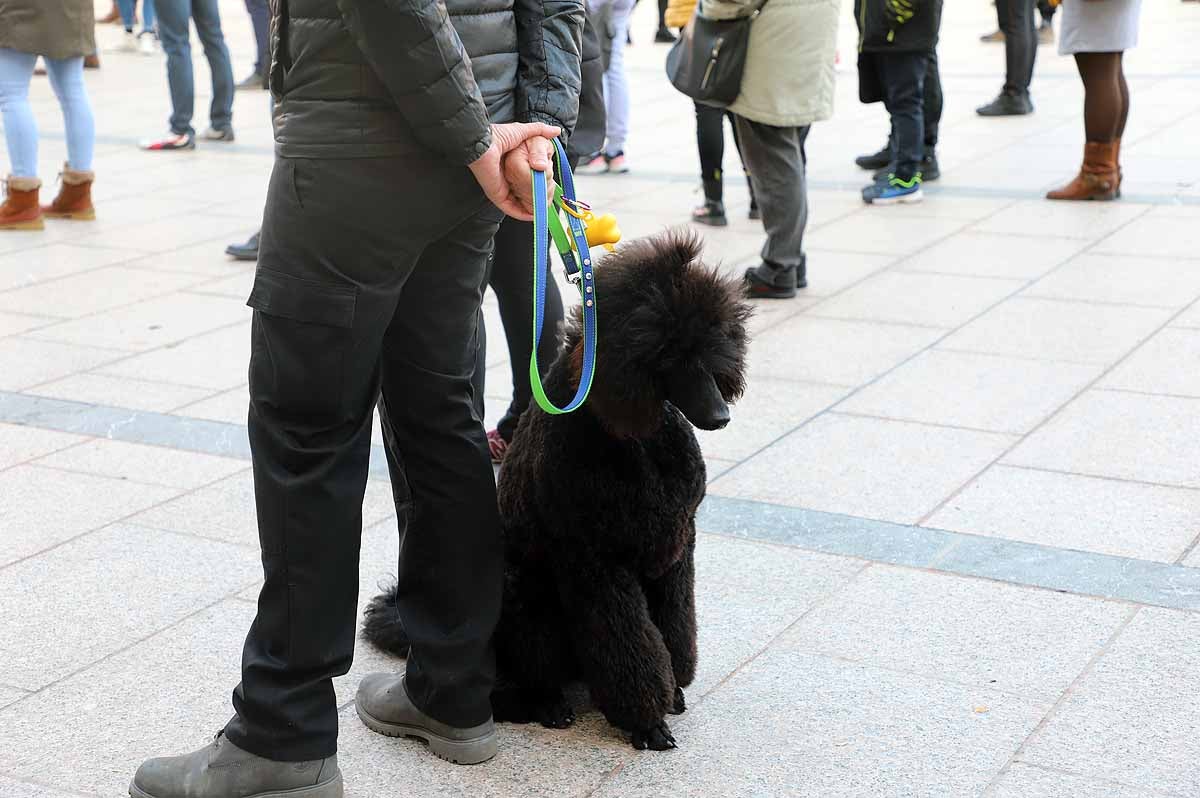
[703,407,731,431]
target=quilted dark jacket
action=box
[855,0,942,53]
[270,0,583,163]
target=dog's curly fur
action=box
[364,230,751,750]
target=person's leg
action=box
[726,112,758,212]
[142,0,157,35]
[191,0,235,132]
[155,0,195,135]
[245,0,271,76]
[44,57,95,173]
[923,50,942,153]
[1017,0,1037,92]
[1116,52,1130,140]
[736,116,808,295]
[880,52,926,183]
[378,203,505,729]
[117,0,136,29]
[1047,52,1120,200]
[487,216,563,444]
[694,102,725,203]
[0,48,39,178]
[602,0,634,157]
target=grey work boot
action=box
[130,731,343,798]
[355,673,498,765]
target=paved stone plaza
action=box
[2,1,1200,796]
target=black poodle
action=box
[364,230,751,751]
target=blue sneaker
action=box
[862,174,923,205]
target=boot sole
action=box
[866,188,924,206]
[129,772,343,798]
[355,702,498,765]
[0,217,45,231]
[43,209,96,220]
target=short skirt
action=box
[1058,0,1143,55]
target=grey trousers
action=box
[734,117,810,270]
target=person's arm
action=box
[335,0,493,165]
[514,0,584,151]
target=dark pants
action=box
[224,155,505,761]
[734,117,808,270]
[923,51,942,149]
[875,51,927,181]
[695,102,752,204]
[473,217,564,443]
[996,0,1036,95]
[244,0,270,75]
[156,0,234,135]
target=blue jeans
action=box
[0,49,94,178]
[244,0,270,75]
[156,0,234,136]
[118,0,157,34]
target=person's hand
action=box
[502,135,557,217]
[468,122,560,220]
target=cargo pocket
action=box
[247,267,357,420]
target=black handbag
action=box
[664,0,770,108]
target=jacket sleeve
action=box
[335,0,493,165]
[514,0,584,152]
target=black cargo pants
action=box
[223,154,505,762]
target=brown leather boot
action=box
[1114,137,1123,198]
[42,165,96,221]
[1046,141,1118,201]
[0,177,44,231]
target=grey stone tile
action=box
[0,423,85,469]
[27,373,215,413]
[695,378,847,461]
[33,439,246,489]
[940,298,1171,365]
[0,686,28,710]
[0,243,147,291]
[171,386,250,424]
[1092,214,1200,259]
[703,457,737,482]
[1174,301,1200,330]
[0,776,90,798]
[71,213,251,256]
[1100,327,1200,398]
[805,211,969,255]
[811,271,1021,329]
[0,465,181,567]
[990,763,1160,798]
[799,249,895,298]
[0,601,256,797]
[26,292,250,352]
[121,239,260,278]
[784,565,1128,701]
[0,338,127,391]
[0,311,56,337]
[709,413,1015,525]
[591,646,1047,798]
[748,316,942,387]
[190,269,255,300]
[839,349,1102,433]
[130,471,398,548]
[1024,254,1200,309]
[1182,543,1200,569]
[1021,607,1200,796]
[929,465,1200,563]
[0,524,259,690]
[0,267,207,319]
[897,232,1089,280]
[98,324,251,391]
[971,199,1151,240]
[1005,390,1200,488]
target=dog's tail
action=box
[362,582,411,657]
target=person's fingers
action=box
[526,139,551,172]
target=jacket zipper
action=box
[701,37,724,90]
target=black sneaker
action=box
[743,257,805,299]
[977,91,1033,116]
[225,231,260,261]
[855,144,892,171]
[873,152,939,182]
[691,200,727,227]
[654,26,677,43]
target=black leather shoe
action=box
[654,26,677,43]
[691,200,728,227]
[743,256,805,299]
[855,144,892,171]
[976,91,1033,116]
[225,231,260,261]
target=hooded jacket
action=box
[854,0,943,53]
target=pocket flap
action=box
[247,268,356,329]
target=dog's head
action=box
[565,229,751,438]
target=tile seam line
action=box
[997,461,1200,495]
[1008,760,1189,798]
[916,203,1189,526]
[978,605,1142,798]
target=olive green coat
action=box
[0,0,96,60]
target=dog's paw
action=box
[669,686,686,715]
[631,720,677,751]
[538,697,576,729]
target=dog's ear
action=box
[652,228,703,273]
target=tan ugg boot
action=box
[42,165,96,220]
[0,176,44,231]
[1046,141,1118,201]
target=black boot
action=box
[855,141,892,171]
[743,256,805,300]
[692,200,727,227]
[976,90,1033,116]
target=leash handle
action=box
[530,138,597,415]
